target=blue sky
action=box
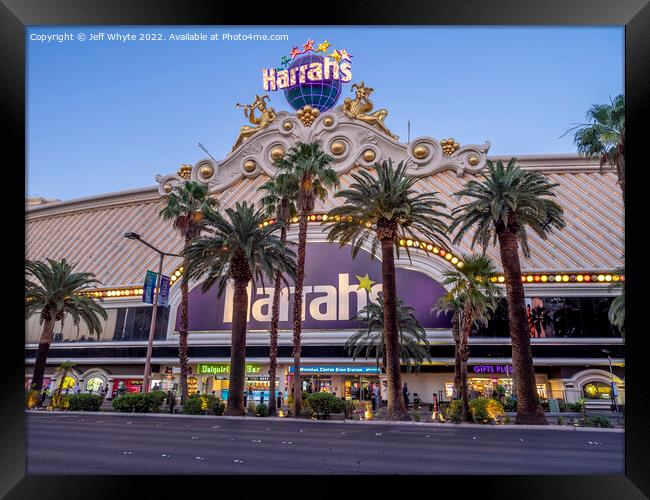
[27,26,623,201]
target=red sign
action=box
[113,379,143,393]
[25,377,51,390]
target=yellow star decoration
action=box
[316,40,331,53]
[355,273,376,293]
[329,49,342,62]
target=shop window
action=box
[112,307,169,341]
[583,381,611,400]
[187,377,198,395]
[478,297,619,338]
[536,384,548,399]
[445,382,454,399]
[86,376,104,393]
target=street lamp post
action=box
[601,348,619,413]
[124,232,182,393]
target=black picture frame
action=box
[3,0,648,496]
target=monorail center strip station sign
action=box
[289,366,380,374]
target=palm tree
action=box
[434,254,502,422]
[160,180,219,401]
[184,202,296,416]
[562,94,625,202]
[51,361,76,408]
[274,142,338,417]
[450,158,565,424]
[259,173,299,416]
[433,295,463,400]
[25,259,107,392]
[325,160,449,420]
[609,266,625,337]
[347,295,431,373]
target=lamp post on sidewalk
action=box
[601,348,619,413]
[124,232,182,393]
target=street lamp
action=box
[601,348,619,412]
[124,232,182,393]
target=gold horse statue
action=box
[342,82,398,140]
[232,95,277,151]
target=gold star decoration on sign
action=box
[329,50,342,62]
[316,40,331,53]
[355,273,376,293]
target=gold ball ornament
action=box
[199,165,214,179]
[282,121,293,131]
[468,155,480,166]
[330,141,346,155]
[323,116,334,126]
[271,147,285,161]
[163,183,173,193]
[243,160,257,172]
[413,144,429,159]
[363,149,376,162]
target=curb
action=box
[26,410,624,432]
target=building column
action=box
[106,377,115,399]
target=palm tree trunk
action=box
[268,224,287,417]
[459,311,473,423]
[616,141,625,203]
[291,212,308,417]
[451,311,461,398]
[380,238,410,421]
[31,317,56,391]
[225,278,250,416]
[496,229,546,425]
[178,256,189,402]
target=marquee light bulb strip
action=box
[79,214,624,298]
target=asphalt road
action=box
[26,413,624,475]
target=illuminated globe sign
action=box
[262,39,353,112]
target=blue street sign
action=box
[142,270,157,304]
[157,274,170,307]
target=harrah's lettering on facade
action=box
[178,243,452,332]
[262,57,352,91]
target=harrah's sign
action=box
[262,56,352,91]
[178,243,451,332]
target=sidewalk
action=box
[25,409,624,433]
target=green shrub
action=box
[181,394,225,415]
[445,399,462,423]
[255,403,269,417]
[503,396,517,412]
[146,391,168,413]
[67,394,102,411]
[585,415,612,428]
[209,397,226,416]
[305,392,345,420]
[112,392,166,413]
[469,397,504,424]
[414,411,421,422]
[503,415,511,424]
[567,399,585,413]
[539,399,550,412]
[25,390,41,409]
[182,396,204,415]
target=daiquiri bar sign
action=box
[178,242,451,332]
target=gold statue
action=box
[232,95,277,150]
[342,82,398,140]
